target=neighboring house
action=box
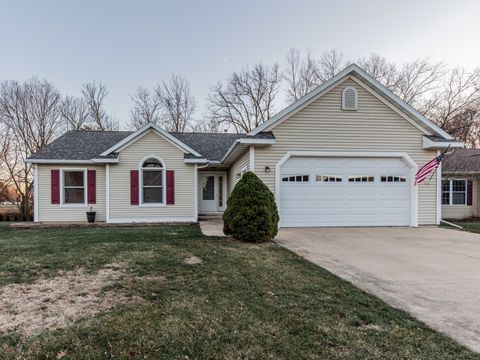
[27,64,463,227]
[441,149,480,220]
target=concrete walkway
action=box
[276,227,480,352]
[199,219,225,236]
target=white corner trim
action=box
[194,164,198,221]
[249,146,255,172]
[436,152,442,225]
[33,164,39,222]
[106,164,110,223]
[108,216,197,224]
[249,63,454,140]
[274,151,419,227]
[100,123,202,157]
[422,136,464,149]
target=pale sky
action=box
[0,0,479,129]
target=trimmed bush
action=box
[223,171,279,242]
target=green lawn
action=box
[455,222,480,234]
[0,223,476,359]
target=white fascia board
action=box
[249,63,455,140]
[422,136,464,149]
[91,158,119,163]
[184,158,209,164]
[26,158,118,164]
[238,138,275,145]
[221,138,275,163]
[100,123,202,157]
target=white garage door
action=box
[279,157,411,227]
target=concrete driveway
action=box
[276,227,480,352]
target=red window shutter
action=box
[467,180,473,206]
[87,170,96,204]
[130,170,139,205]
[166,170,175,205]
[51,170,60,204]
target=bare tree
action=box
[284,49,345,104]
[284,49,321,103]
[318,49,345,82]
[81,81,119,131]
[208,63,281,133]
[426,68,480,146]
[60,96,89,130]
[0,78,62,219]
[358,53,399,89]
[128,87,161,130]
[191,117,222,133]
[154,74,196,132]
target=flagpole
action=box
[425,145,450,185]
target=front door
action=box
[199,173,225,213]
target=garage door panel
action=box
[279,156,411,227]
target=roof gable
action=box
[100,123,202,157]
[249,63,454,140]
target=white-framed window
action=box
[381,175,407,183]
[140,157,165,205]
[282,175,309,182]
[316,175,342,182]
[342,86,358,110]
[61,169,87,206]
[442,179,467,206]
[348,175,374,183]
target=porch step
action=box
[198,214,223,221]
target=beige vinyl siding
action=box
[109,130,196,221]
[228,149,249,193]
[37,165,106,222]
[442,176,478,220]
[254,77,438,225]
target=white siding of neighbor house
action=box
[37,165,106,222]
[442,176,478,220]
[253,77,439,225]
[228,150,249,193]
[108,130,196,222]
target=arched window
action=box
[342,86,358,110]
[141,157,164,204]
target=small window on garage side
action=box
[282,175,309,182]
[348,175,375,183]
[316,175,342,182]
[380,176,406,183]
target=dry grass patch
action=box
[0,263,142,337]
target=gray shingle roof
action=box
[170,132,242,162]
[443,149,480,174]
[27,130,275,162]
[27,131,131,161]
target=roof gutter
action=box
[25,158,120,164]
[221,138,276,164]
[422,136,464,150]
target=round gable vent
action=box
[342,86,358,110]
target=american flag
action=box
[414,147,449,185]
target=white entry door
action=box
[199,173,225,213]
[279,157,412,227]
